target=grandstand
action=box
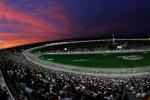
[0,38,150,100]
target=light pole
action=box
[112,34,115,43]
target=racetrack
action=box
[23,39,150,77]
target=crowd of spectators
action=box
[0,39,150,100]
[0,71,10,100]
[0,51,150,100]
[34,40,150,54]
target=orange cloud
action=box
[0,2,73,49]
[0,2,59,33]
[0,32,65,49]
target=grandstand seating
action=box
[0,39,150,100]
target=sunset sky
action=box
[0,0,150,48]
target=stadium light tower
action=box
[112,34,115,43]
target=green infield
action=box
[39,51,150,68]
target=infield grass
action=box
[39,51,150,68]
